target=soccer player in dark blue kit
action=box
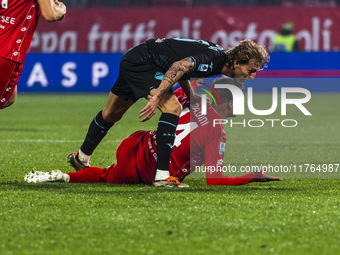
[68,38,270,187]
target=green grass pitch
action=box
[0,93,339,255]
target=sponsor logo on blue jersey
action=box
[198,64,209,72]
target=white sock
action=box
[154,169,170,181]
[78,150,90,165]
[62,174,70,183]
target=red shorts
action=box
[101,133,143,184]
[68,132,149,184]
[0,57,22,109]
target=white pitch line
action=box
[2,139,122,143]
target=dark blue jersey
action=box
[144,38,227,79]
[115,38,227,100]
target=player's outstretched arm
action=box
[206,170,282,186]
[37,0,66,22]
[251,170,283,182]
[139,57,195,121]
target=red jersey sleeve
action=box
[203,127,227,184]
[204,125,254,186]
[0,0,41,63]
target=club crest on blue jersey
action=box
[154,72,164,80]
[198,64,209,72]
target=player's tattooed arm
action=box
[139,57,195,122]
[157,57,195,100]
[181,57,195,72]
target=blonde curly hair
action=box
[225,40,270,70]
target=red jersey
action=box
[133,89,227,184]
[0,0,40,63]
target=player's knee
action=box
[102,108,122,123]
[102,93,134,123]
[162,100,182,116]
[173,102,183,116]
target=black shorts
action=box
[111,43,166,102]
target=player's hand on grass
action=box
[139,95,160,122]
[252,169,283,182]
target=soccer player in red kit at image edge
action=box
[0,0,66,110]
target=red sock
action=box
[67,167,107,183]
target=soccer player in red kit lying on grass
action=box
[24,78,282,187]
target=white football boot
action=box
[24,170,64,183]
